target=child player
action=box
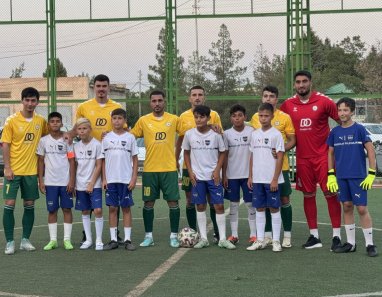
[222,104,256,245]
[74,118,104,251]
[327,97,377,257]
[101,108,138,251]
[247,103,285,252]
[182,105,236,250]
[37,112,75,250]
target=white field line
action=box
[322,292,382,297]
[0,292,52,297]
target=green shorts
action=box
[280,171,292,197]
[3,175,40,200]
[142,171,180,201]
[181,169,192,192]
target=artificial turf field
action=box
[1,186,382,297]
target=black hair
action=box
[48,111,62,121]
[262,85,279,98]
[294,70,312,81]
[229,104,246,115]
[111,108,127,119]
[149,90,165,99]
[94,74,110,84]
[21,87,40,101]
[258,103,274,113]
[193,105,211,117]
[336,97,355,112]
[189,85,205,94]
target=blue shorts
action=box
[224,179,252,202]
[45,186,73,212]
[75,188,103,211]
[252,183,281,209]
[105,183,134,208]
[338,178,367,206]
[191,180,224,205]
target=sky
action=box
[0,0,381,92]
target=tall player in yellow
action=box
[130,90,181,248]
[2,87,48,255]
[251,85,296,248]
[175,85,222,243]
[71,74,126,244]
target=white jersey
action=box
[74,138,103,191]
[101,131,138,184]
[223,126,253,179]
[249,127,285,184]
[36,135,72,186]
[182,128,225,181]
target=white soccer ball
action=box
[177,227,200,248]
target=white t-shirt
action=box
[223,126,253,179]
[74,138,103,191]
[249,127,285,184]
[182,128,225,181]
[101,131,138,184]
[36,135,72,186]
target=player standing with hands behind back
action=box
[327,97,377,257]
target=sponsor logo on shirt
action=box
[155,132,166,140]
[24,133,35,141]
[95,118,107,126]
[300,118,312,128]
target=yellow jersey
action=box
[178,108,222,137]
[76,98,123,141]
[1,112,48,175]
[130,112,181,172]
[250,109,295,171]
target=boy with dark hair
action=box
[327,97,377,257]
[102,108,138,251]
[223,104,256,245]
[2,87,48,255]
[37,112,76,250]
[183,105,236,250]
[247,103,285,252]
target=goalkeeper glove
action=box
[360,168,376,190]
[327,169,338,193]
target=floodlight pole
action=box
[46,0,57,112]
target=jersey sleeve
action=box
[212,112,222,127]
[327,98,340,122]
[1,119,13,143]
[131,136,138,156]
[100,139,107,158]
[217,134,226,152]
[129,118,143,138]
[75,104,84,120]
[182,132,191,150]
[95,141,103,160]
[327,130,335,147]
[42,119,49,136]
[284,114,295,135]
[36,138,45,156]
[175,116,182,134]
[250,113,261,129]
[177,116,187,137]
[275,133,285,153]
[223,132,229,150]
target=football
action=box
[177,227,200,248]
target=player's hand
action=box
[38,181,46,194]
[190,172,197,187]
[271,148,277,159]
[360,169,376,190]
[128,176,137,191]
[101,131,109,140]
[102,179,108,190]
[223,177,228,189]
[63,132,74,145]
[247,178,253,190]
[270,179,278,192]
[67,182,74,194]
[209,124,222,134]
[326,169,338,193]
[4,167,14,181]
[86,182,94,193]
[212,169,220,186]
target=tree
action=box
[203,24,247,95]
[43,58,68,77]
[184,51,211,91]
[147,28,186,94]
[10,62,25,78]
[357,42,382,93]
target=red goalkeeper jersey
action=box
[280,91,339,159]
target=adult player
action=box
[280,70,342,250]
[175,85,222,243]
[130,90,181,248]
[70,74,125,244]
[2,87,48,255]
[251,85,295,248]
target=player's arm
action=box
[184,150,196,186]
[285,133,296,151]
[67,157,76,194]
[212,150,225,186]
[360,142,377,190]
[37,155,46,194]
[101,159,107,189]
[87,159,102,193]
[247,154,253,190]
[222,150,229,189]
[270,151,284,192]
[2,142,14,181]
[175,136,184,172]
[129,155,138,191]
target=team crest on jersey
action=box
[348,135,354,141]
[243,136,248,142]
[87,150,92,156]
[35,124,40,130]
[166,122,171,127]
[58,145,63,151]
[313,105,318,111]
[274,121,280,126]
[264,138,269,144]
[205,140,210,146]
[121,141,126,146]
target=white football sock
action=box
[196,211,207,240]
[48,223,57,241]
[229,201,239,237]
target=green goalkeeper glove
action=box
[327,169,338,193]
[360,168,376,190]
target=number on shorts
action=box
[143,186,151,197]
[183,177,190,187]
[5,184,10,194]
